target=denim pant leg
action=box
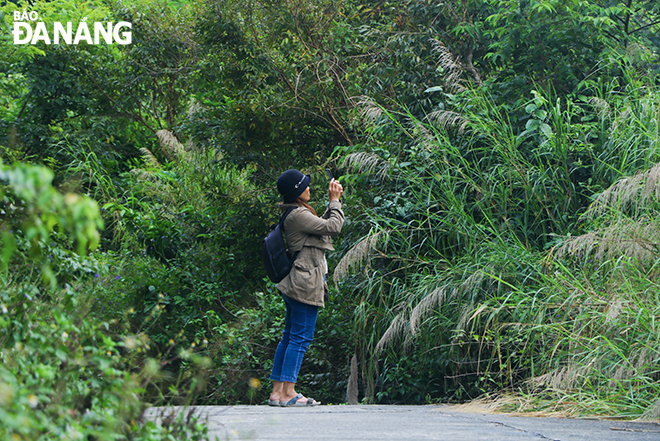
[270,294,319,383]
[270,296,293,382]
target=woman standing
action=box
[268,169,344,407]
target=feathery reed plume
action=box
[377,270,489,352]
[139,148,160,168]
[571,219,660,261]
[334,230,387,285]
[555,160,660,262]
[605,297,624,323]
[634,347,651,372]
[454,302,473,340]
[341,152,391,181]
[430,39,466,93]
[588,97,610,118]
[355,95,383,122]
[586,161,660,218]
[188,98,202,117]
[408,117,433,141]
[156,129,185,162]
[129,168,151,181]
[545,364,590,391]
[374,311,408,355]
[409,286,449,336]
[426,110,469,133]
[610,107,633,135]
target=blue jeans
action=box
[270,293,319,383]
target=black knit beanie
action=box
[277,169,311,203]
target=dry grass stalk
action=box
[346,353,359,405]
[461,392,576,418]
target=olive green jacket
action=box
[276,200,344,307]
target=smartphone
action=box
[325,169,334,180]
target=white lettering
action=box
[12,22,32,44]
[113,22,132,45]
[28,11,38,21]
[94,22,112,44]
[11,19,134,46]
[73,22,93,45]
[31,21,51,45]
[53,22,72,45]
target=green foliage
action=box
[96,135,269,329]
[1,283,139,439]
[483,0,660,91]
[0,160,103,286]
[335,68,660,416]
[203,285,354,405]
[2,0,660,418]
[0,160,212,439]
[201,289,285,404]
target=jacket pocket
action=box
[290,260,322,300]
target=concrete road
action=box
[147,405,660,441]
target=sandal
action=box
[268,399,280,407]
[280,393,321,407]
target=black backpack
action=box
[262,206,297,283]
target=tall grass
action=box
[336,68,660,417]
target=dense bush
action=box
[333,72,660,415]
[0,160,212,439]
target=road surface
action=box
[146,404,660,440]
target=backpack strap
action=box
[280,206,298,261]
[279,206,297,226]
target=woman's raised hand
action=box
[328,179,343,201]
